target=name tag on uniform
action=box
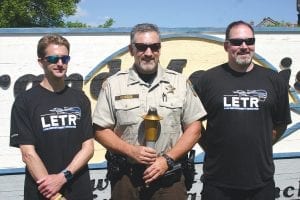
[115,94,139,100]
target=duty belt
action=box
[124,163,182,188]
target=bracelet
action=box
[62,169,73,182]
[162,153,175,170]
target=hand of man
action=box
[143,156,169,184]
[131,145,157,165]
[37,173,66,199]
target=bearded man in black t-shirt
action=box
[190,21,291,200]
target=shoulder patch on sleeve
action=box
[187,80,198,97]
[101,80,109,89]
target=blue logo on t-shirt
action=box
[40,107,81,131]
[223,89,267,110]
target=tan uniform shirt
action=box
[93,65,206,155]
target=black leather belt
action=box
[124,163,182,188]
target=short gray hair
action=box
[130,23,161,44]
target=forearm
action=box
[65,138,94,174]
[166,120,201,161]
[94,126,134,157]
[20,145,48,181]
[272,124,287,144]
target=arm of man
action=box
[168,120,202,160]
[20,145,61,199]
[198,121,207,151]
[62,138,94,174]
[143,120,201,184]
[37,138,94,199]
[94,125,157,165]
[272,73,291,144]
[20,144,49,181]
[272,124,287,144]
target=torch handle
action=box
[146,141,156,149]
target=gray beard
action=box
[236,56,252,66]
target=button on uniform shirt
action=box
[93,65,206,160]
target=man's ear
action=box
[37,58,43,67]
[38,58,46,70]
[224,41,229,52]
[129,44,134,56]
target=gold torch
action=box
[142,107,162,149]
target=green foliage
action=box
[263,21,294,27]
[65,21,90,28]
[275,21,293,27]
[0,0,80,27]
[0,0,115,28]
[65,18,115,28]
[98,18,115,28]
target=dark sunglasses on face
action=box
[44,55,71,64]
[227,38,255,46]
[133,43,161,52]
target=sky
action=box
[67,0,299,28]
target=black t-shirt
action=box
[10,85,93,199]
[190,63,291,189]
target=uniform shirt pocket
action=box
[114,99,140,126]
[159,97,183,127]
[156,98,183,150]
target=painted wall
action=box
[1,160,300,200]
[0,28,300,171]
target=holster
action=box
[105,151,128,181]
[181,150,196,191]
[105,151,184,188]
[157,163,182,187]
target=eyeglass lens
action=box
[134,43,161,52]
[45,55,70,64]
[228,38,255,46]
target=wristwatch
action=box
[162,153,175,170]
[62,169,73,182]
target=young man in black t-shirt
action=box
[10,34,94,200]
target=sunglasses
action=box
[227,38,255,46]
[44,55,71,64]
[133,43,161,52]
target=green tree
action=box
[98,18,115,28]
[65,18,115,28]
[276,21,293,27]
[65,21,90,28]
[0,0,80,27]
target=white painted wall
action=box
[0,29,299,170]
[0,33,130,169]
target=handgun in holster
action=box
[159,163,182,187]
[181,150,196,191]
[105,151,127,181]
